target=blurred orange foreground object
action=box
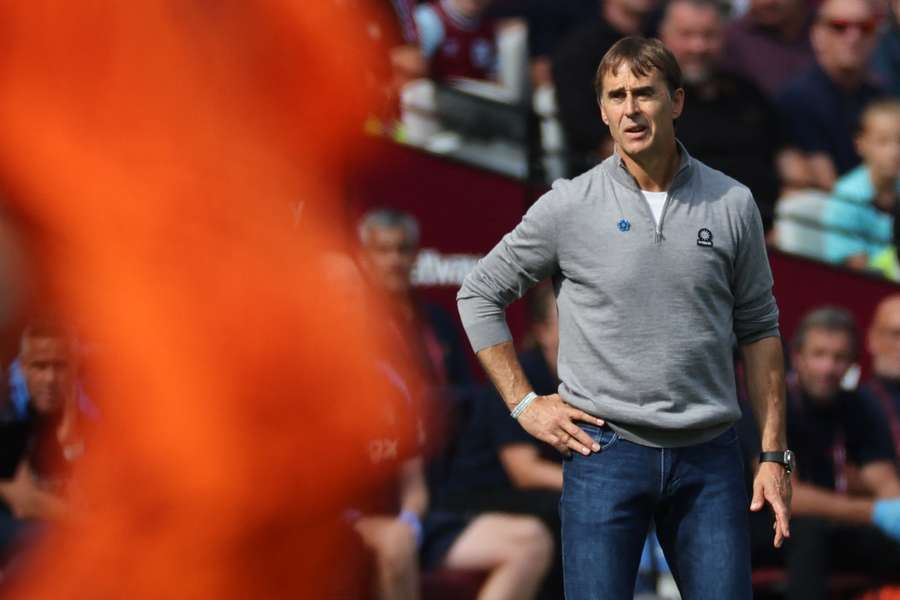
[0,1,410,598]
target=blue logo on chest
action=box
[617,218,631,232]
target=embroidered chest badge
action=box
[697,228,714,247]
[617,218,631,232]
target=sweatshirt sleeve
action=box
[457,187,562,352]
[732,194,781,345]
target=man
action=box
[861,294,900,461]
[0,323,84,560]
[487,0,599,88]
[873,0,900,96]
[659,0,783,231]
[771,308,900,600]
[776,0,885,191]
[723,0,815,98]
[414,0,497,82]
[458,36,791,598]
[357,208,555,600]
[551,0,661,174]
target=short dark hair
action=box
[358,208,420,247]
[594,36,683,101]
[791,307,859,359]
[19,319,76,357]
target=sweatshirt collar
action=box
[604,139,694,193]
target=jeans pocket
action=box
[579,423,620,451]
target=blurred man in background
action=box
[551,0,662,174]
[414,0,498,82]
[0,323,85,564]
[861,294,900,464]
[358,208,555,600]
[724,0,815,98]
[777,0,885,191]
[659,0,783,231]
[873,0,900,95]
[770,308,900,600]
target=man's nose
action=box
[624,94,639,116]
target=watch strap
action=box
[759,451,792,473]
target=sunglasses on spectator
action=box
[821,17,879,35]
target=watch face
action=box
[784,450,795,471]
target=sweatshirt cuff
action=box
[463,319,514,353]
[736,326,781,346]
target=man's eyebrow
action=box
[605,85,656,96]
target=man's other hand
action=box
[750,461,792,548]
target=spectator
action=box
[354,0,427,127]
[861,294,900,463]
[488,0,599,87]
[776,0,885,191]
[723,0,815,98]
[0,322,86,562]
[748,308,900,600]
[358,208,472,392]
[660,0,784,231]
[357,208,555,600]
[873,0,900,95]
[414,0,498,82]
[821,99,900,270]
[350,362,429,600]
[551,0,662,174]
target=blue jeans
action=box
[560,424,751,600]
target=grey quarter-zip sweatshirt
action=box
[457,143,780,448]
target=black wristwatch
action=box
[759,450,795,475]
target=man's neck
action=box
[619,141,680,191]
[603,1,643,35]
[822,63,866,91]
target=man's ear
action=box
[599,99,608,125]
[671,88,685,120]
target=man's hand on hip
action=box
[518,393,606,456]
[750,461,792,548]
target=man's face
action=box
[660,2,724,85]
[600,65,684,160]
[869,299,900,378]
[750,0,801,28]
[361,225,417,295]
[793,328,855,403]
[811,0,879,78]
[20,336,75,415]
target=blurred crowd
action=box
[369,0,900,283]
